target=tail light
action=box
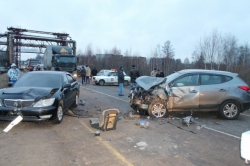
[238,86,250,92]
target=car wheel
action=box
[124,81,129,86]
[71,91,79,108]
[52,103,64,124]
[99,80,105,86]
[148,100,168,118]
[219,100,240,120]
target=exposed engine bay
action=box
[129,76,170,118]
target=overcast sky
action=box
[1,0,249,61]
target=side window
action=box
[223,76,233,83]
[172,74,199,87]
[63,75,69,85]
[201,74,222,85]
[66,74,74,83]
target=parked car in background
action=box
[33,64,44,71]
[0,71,80,124]
[129,69,250,120]
[97,69,116,76]
[27,59,40,71]
[93,71,130,86]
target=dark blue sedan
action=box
[0,71,80,124]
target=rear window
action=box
[14,73,61,88]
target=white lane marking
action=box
[82,86,242,140]
[82,86,129,103]
[241,113,250,117]
[204,127,241,139]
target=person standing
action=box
[118,66,124,96]
[156,70,161,77]
[36,65,41,71]
[160,70,164,77]
[85,65,91,84]
[150,68,158,77]
[129,64,140,89]
[91,67,97,76]
[81,66,86,85]
[7,63,20,84]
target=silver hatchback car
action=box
[129,69,250,120]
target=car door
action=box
[62,74,72,109]
[199,74,230,110]
[107,72,117,84]
[66,74,78,105]
[168,74,200,110]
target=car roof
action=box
[177,69,237,77]
[27,71,69,75]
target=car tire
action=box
[219,100,241,120]
[52,103,64,124]
[148,100,168,118]
[124,81,129,86]
[71,91,79,108]
[99,80,105,86]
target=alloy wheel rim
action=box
[223,103,238,118]
[152,103,166,118]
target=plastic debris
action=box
[3,115,23,132]
[79,100,85,105]
[94,131,100,136]
[197,124,206,130]
[136,141,148,150]
[182,116,194,126]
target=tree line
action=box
[31,30,249,85]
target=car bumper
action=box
[0,105,56,122]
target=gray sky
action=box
[1,0,249,61]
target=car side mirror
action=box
[63,83,71,88]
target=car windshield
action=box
[14,73,61,88]
[165,72,182,83]
[31,61,40,65]
[57,56,76,63]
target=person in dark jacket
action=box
[160,70,164,77]
[118,66,124,96]
[156,70,161,77]
[129,64,140,89]
[81,66,86,85]
[91,67,97,76]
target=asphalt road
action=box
[0,80,249,166]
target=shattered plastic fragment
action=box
[136,141,147,150]
[3,115,23,132]
[182,116,194,126]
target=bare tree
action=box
[223,34,238,71]
[162,41,175,74]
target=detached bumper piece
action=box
[89,109,120,131]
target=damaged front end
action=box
[129,76,169,118]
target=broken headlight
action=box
[33,98,55,107]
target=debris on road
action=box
[94,131,100,136]
[197,124,206,130]
[136,141,148,150]
[3,115,23,132]
[79,99,85,105]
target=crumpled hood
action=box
[136,76,167,91]
[0,87,58,100]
